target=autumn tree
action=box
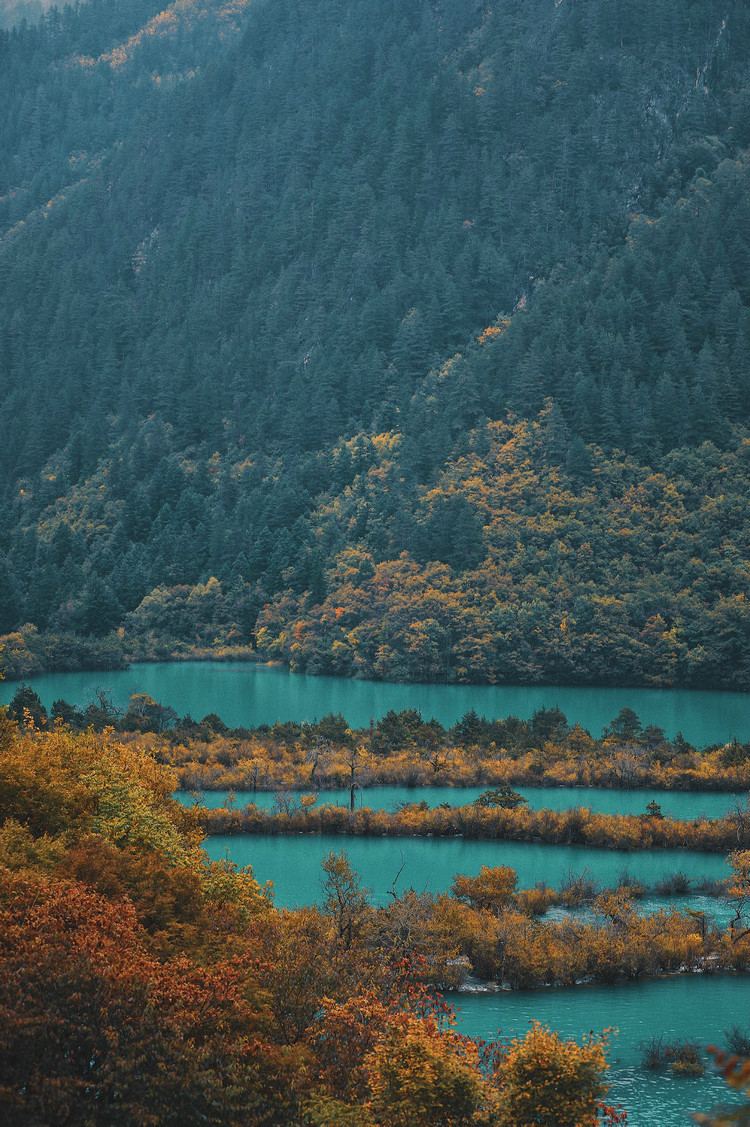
[122,692,179,733]
[247,906,358,1046]
[451,866,518,913]
[497,1022,613,1127]
[338,743,371,812]
[0,875,295,1127]
[6,684,47,729]
[727,850,750,945]
[365,1023,499,1126]
[321,850,372,949]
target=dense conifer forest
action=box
[2,0,750,687]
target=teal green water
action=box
[450,976,749,1127]
[178,784,746,819]
[204,829,745,1125]
[8,661,748,1126]
[548,895,736,929]
[203,833,731,906]
[3,661,750,744]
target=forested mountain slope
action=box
[0,0,52,30]
[1,0,750,685]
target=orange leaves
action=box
[693,1048,750,1125]
[2,722,664,1125]
[477,320,511,344]
[706,1048,750,1095]
[592,887,638,926]
[726,849,750,948]
[365,1021,495,1126]
[0,724,269,957]
[496,1022,611,1127]
[309,990,403,1100]
[254,417,750,688]
[71,0,255,73]
[451,865,518,912]
[0,874,290,1126]
[306,987,497,1126]
[215,796,747,857]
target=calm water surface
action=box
[203,833,731,906]
[3,661,750,744]
[10,661,748,1124]
[204,830,745,1126]
[178,784,746,819]
[204,830,736,924]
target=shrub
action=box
[640,1036,670,1070]
[670,1042,704,1076]
[639,1037,704,1075]
[725,1026,750,1057]
[615,870,645,897]
[654,872,693,895]
[497,1022,609,1127]
[559,869,599,906]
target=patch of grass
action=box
[639,1037,704,1076]
[654,872,693,895]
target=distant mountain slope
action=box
[404,148,750,469]
[3,0,747,475]
[1,0,750,684]
[254,413,750,687]
[0,0,46,31]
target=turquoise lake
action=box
[177,783,746,819]
[3,660,750,744]
[451,975,749,1127]
[202,833,732,907]
[6,660,748,1125]
[201,832,747,1126]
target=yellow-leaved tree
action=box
[496,1022,621,1127]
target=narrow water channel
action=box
[3,660,750,744]
[203,833,731,907]
[179,784,746,819]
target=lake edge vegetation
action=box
[9,686,750,793]
[0,715,647,1125]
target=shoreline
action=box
[4,631,750,693]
